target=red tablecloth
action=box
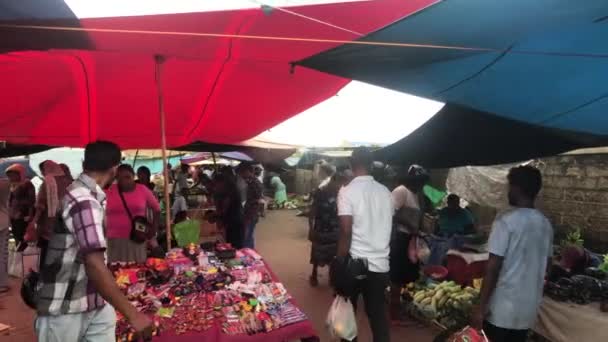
[155,258,318,342]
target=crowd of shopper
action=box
[305,147,553,342]
[0,142,555,342]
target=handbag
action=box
[19,245,41,309]
[330,255,368,297]
[118,189,152,244]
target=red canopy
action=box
[0,0,434,149]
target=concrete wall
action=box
[536,154,608,251]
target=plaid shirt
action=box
[37,174,108,315]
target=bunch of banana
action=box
[403,281,426,297]
[412,281,480,315]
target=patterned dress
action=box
[310,186,340,266]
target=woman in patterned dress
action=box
[308,170,351,286]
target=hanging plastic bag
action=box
[9,245,39,278]
[326,296,357,341]
[173,219,201,247]
[447,326,489,342]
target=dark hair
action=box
[137,166,151,178]
[83,141,121,172]
[331,169,351,184]
[174,210,188,224]
[180,163,190,173]
[320,163,336,177]
[350,147,373,171]
[39,162,46,174]
[237,161,254,173]
[117,164,135,175]
[447,194,460,202]
[508,165,542,199]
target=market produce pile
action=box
[112,244,308,341]
[545,267,608,307]
[403,280,480,330]
[268,195,310,210]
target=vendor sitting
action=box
[437,194,475,237]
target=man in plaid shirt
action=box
[36,141,153,342]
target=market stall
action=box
[113,244,318,342]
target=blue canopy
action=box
[298,0,608,138]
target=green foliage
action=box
[599,254,608,274]
[561,228,584,248]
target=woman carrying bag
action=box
[25,160,72,267]
[5,163,35,252]
[106,164,161,263]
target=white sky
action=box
[65,0,444,147]
[258,82,443,146]
[65,0,368,18]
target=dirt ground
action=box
[0,210,436,341]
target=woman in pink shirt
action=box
[106,164,161,263]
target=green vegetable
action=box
[561,228,584,248]
[599,254,608,274]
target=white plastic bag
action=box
[9,245,39,278]
[326,296,357,341]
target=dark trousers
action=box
[244,218,258,249]
[483,321,528,342]
[342,271,390,342]
[38,238,49,269]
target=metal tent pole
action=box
[155,55,172,251]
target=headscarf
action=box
[5,163,27,191]
[40,160,65,217]
[60,163,73,182]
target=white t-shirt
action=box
[392,185,419,210]
[487,208,553,330]
[337,176,393,273]
[392,185,421,233]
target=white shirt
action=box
[487,208,553,330]
[392,185,419,210]
[392,185,422,234]
[337,176,393,273]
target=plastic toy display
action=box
[112,244,310,341]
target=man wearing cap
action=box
[389,165,429,323]
[336,147,393,342]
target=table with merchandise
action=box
[112,243,318,342]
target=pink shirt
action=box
[105,183,161,239]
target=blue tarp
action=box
[299,0,608,136]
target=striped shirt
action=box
[37,174,108,315]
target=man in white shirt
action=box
[337,147,393,342]
[472,165,553,342]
